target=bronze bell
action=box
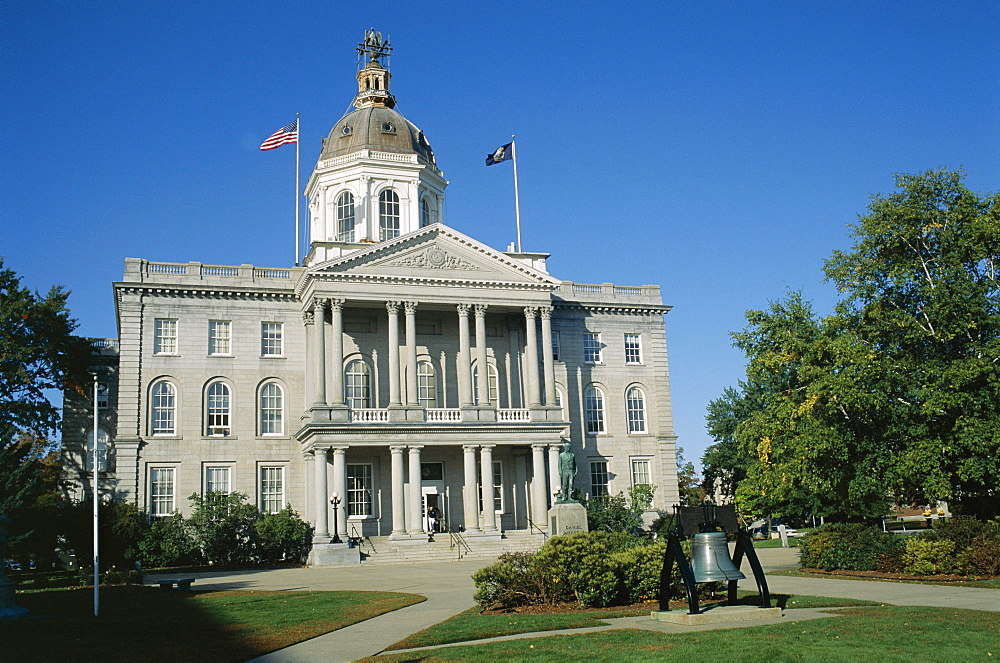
[690,531,746,582]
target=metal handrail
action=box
[527,518,549,539]
[448,526,472,558]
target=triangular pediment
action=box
[304,224,561,288]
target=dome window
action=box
[381,122,396,134]
[341,124,353,135]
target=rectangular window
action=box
[96,382,109,409]
[208,320,231,355]
[493,460,503,513]
[260,466,285,514]
[583,332,602,363]
[205,466,231,495]
[347,464,373,517]
[590,461,609,498]
[551,331,560,361]
[624,333,643,364]
[631,459,651,486]
[150,467,175,516]
[261,322,283,356]
[154,319,177,355]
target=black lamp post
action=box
[329,492,342,544]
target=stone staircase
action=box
[353,529,547,565]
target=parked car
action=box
[4,560,22,572]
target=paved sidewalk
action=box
[148,546,998,662]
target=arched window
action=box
[259,382,284,435]
[151,381,176,435]
[473,363,498,406]
[345,360,371,408]
[585,386,605,434]
[379,189,400,240]
[417,361,437,408]
[206,381,231,436]
[420,198,430,227]
[336,191,355,242]
[555,386,567,421]
[626,386,647,433]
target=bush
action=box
[799,523,903,571]
[472,551,550,610]
[187,492,261,565]
[965,535,1000,576]
[138,515,200,567]
[901,538,958,575]
[585,485,656,534]
[925,516,1000,554]
[609,541,667,604]
[256,506,312,563]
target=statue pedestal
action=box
[548,502,589,536]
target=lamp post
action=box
[329,492,342,544]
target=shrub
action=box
[256,506,312,563]
[187,492,261,565]
[472,551,550,610]
[926,516,1000,554]
[138,514,200,567]
[609,541,666,604]
[532,531,638,606]
[585,485,656,534]
[799,523,903,571]
[965,535,1000,576]
[901,538,958,575]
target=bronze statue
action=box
[557,441,577,502]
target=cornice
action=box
[553,302,672,315]
[115,283,298,302]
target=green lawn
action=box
[2,586,423,661]
[385,594,881,650]
[365,606,999,662]
[751,537,801,548]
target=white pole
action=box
[295,114,301,267]
[511,136,522,253]
[92,376,99,617]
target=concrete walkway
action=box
[149,546,998,662]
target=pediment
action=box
[305,224,560,288]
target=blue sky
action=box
[3,1,998,469]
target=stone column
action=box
[331,446,348,539]
[523,307,541,406]
[404,301,419,406]
[390,446,406,535]
[479,445,498,532]
[312,298,327,406]
[531,443,548,528]
[463,445,482,533]
[548,444,561,506]
[386,302,401,405]
[474,304,489,405]
[330,299,345,405]
[540,306,556,406]
[407,445,424,534]
[457,304,474,406]
[313,447,329,537]
[302,309,315,406]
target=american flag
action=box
[260,120,299,150]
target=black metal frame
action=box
[657,505,771,615]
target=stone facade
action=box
[61,35,680,552]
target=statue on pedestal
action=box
[557,441,577,503]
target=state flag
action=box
[485,142,513,166]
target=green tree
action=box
[0,259,93,535]
[709,170,1000,519]
[675,448,705,506]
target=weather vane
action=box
[358,28,392,67]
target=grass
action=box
[364,606,999,662]
[385,593,880,651]
[751,537,801,548]
[2,586,423,661]
[773,568,1000,588]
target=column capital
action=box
[462,444,480,452]
[479,443,496,451]
[457,303,472,316]
[386,300,400,314]
[524,306,539,319]
[329,298,345,312]
[313,446,330,455]
[302,310,315,325]
[404,300,418,315]
[531,443,548,452]
[538,305,553,319]
[313,296,329,310]
[407,444,425,451]
[389,445,407,454]
[473,303,488,317]
[330,446,348,456]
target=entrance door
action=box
[422,486,443,532]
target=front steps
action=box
[351,529,547,565]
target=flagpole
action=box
[92,376,100,617]
[295,113,301,267]
[511,135,522,253]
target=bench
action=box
[157,577,195,591]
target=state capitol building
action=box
[63,34,680,563]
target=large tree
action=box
[705,170,999,519]
[0,258,93,522]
